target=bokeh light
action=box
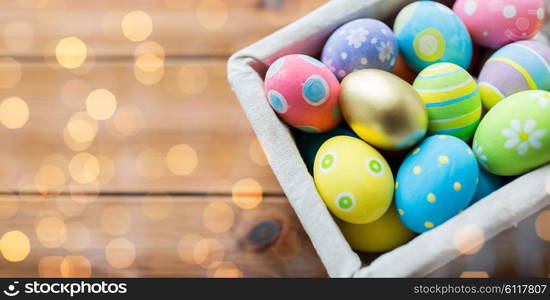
[196,0,229,30]
[34,164,66,195]
[193,238,224,268]
[39,256,64,277]
[165,144,198,176]
[56,196,87,217]
[65,111,98,144]
[101,205,132,236]
[61,255,92,277]
[62,221,90,252]
[69,180,100,204]
[177,234,203,264]
[203,201,234,234]
[3,20,34,52]
[177,64,209,94]
[86,89,118,121]
[107,105,144,137]
[249,138,269,167]
[69,152,100,184]
[232,178,263,210]
[122,10,153,42]
[0,97,29,129]
[55,37,88,69]
[135,41,165,60]
[535,210,550,241]
[453,224,485,255]
[105,238,136,269]
[0,230,31,262]
[460,271,489,278]
[142,195,174,221]
[207,261,242,278]
[0,57,22,88]
[97,154,115,185]
[35,215,67,248]
[0,193,19,220]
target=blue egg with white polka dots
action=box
[395,135,478,233]
[322,18,398,81]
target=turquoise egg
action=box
[393,1,473,72]
[470,169,505,204]
[395,135,478,233]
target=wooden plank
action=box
[0,195,327,277]
[0,60,284,193]
[0,0,329,57]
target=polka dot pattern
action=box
[395,135,479,233]
[453,0,546,48]
[335,192,355,212]
[267,90,288,114]
[302,75,328,106]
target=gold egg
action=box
[340,69,428,150]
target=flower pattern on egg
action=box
[377,41,394,63]
[345,27,369,48]
[473,140,488,167]
[529,91,550,109]
[501,119,547,156]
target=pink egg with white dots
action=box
[453,0,546,49]
[264,54,341,133]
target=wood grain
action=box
[0,195,327,277]
[0,0,329,57]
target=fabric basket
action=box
[227,0,550,277]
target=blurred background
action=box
[0,0,547,278]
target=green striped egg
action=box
[413,63,482,141]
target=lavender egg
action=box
[322,18,398,80]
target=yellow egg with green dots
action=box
[336,207,416,253]
[413,62,482,141]
[314,136,394,224]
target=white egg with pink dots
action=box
[453,0,546,49]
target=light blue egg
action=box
[395,135,478,233]
[470,169,505,204]
[393,1,473,72]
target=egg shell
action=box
[340,69,428,150]
[472,90,550,176]
[413,62,482,141]
[264,54,341,133]
[314,136,393,224]
[470,169,505,204]
[395,135,479,233]
[453,0,546,49]
[478,41,550,109]
[393,1,473,72]
[294,127,357,174]
[336,206,415,253]
[321,18,398,80]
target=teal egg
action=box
[470,169,505,204]
[393,1,473,72]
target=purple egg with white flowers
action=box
[322,18,398,80]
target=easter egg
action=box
[472,90,550,176]
[393,1,473,72]
[314,136,393,224]
[453,0,546,49]
[478,41,550,109]
[321,18,398,80]
[294,127,357,174]
[340,69,428,150]
[395,135,479,233]
[470,169,505,204]
[336,207,415,253]
[413,62,482,141]
[264,54,341,133]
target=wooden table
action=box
[0,0,329,277]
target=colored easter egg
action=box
[294,127,357,174]
[395,135,479,233]
[453,0,546,49]
[321,18,398,80]
[478,41,550,109]
[413,62,482,141]
[340,69,428,150]
[472,90,550,176]
[336,207,415,253]
[264,54,341,133]
[470,169,505,204]
[314,136,393,224]
[393,1,473,72]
